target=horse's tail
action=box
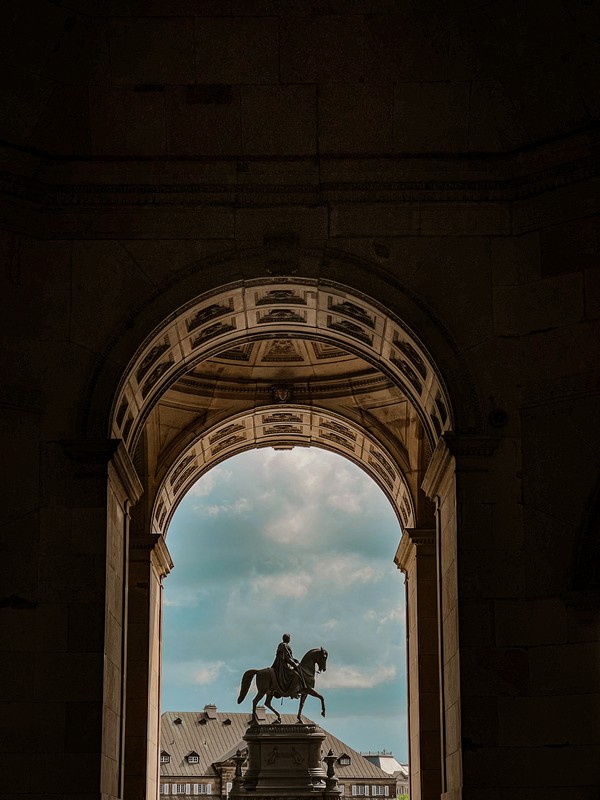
[237,670,257,704]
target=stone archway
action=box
[101,273,466,800]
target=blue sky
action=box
[161,447,407,761]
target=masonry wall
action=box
[1,4,599,800]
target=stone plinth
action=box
[235,722,328,796]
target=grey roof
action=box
[160,709,394,781]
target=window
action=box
[371,787,389,796]
[339,756,351,766]
[193,784,212,795]
[188,755,199,764]
[352,786,368,796]
[173,786,190,796]
[226,782,233,796]
[160,752,171,764]
[338,785,345,795]
[160,786,170,796]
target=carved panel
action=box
[326,316,373,346]
[186,299,234,332]
[264,425,303,435]
[211,433,247,455]
[141,354,175,398]
[210,423,245,444]
[216,343,255,362]
[392,334,427,380]
[311,341,349,360]
[390,351,423,395]
[369,446,396,480]
[136,337,171,384]
[257,309,306,325]
[327,298,375,329]
[261,339,304,362]
[262,412,303,424]
[116,399,128,428]
[170,454,196,486]
[319,430,355,449]
[319,418,356,440]
[255,289,306,306]
[368,457,394,490]
[435,392,448,424]
[172,464,198,495]
[191,320,236,348]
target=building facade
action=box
[160,707,396,799]
[361,753,409,797]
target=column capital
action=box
[422,433,500,499]
[130,533,173,578]
[394,527,435,571]
[62,438,143,505]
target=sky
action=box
[161,447,408,762]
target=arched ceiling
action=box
[112,279,453,453]
[117,279,444,533]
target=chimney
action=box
[204,704,218,719]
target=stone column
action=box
[124,533,173,800]
[395,528,441,800]
[422,434,500,800]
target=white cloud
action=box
[198,497,252,517]
[319,664,396,689]
[262,506,315,544]
[193,661,225,685]
[163,586,205,608]
[252,572,312,599]
[327,491,364,514]
[164,658,225,686]
[187,467,232,497]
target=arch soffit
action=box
[152,405,416,536]
[111,277,455,453]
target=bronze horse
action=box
[237,647,328,724]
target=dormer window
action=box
[338,755,351,766]
[174,717,182,725]
[223,718,232,725]
[199,718,207,725]
[187,751,200,764]
[160,751,170,764]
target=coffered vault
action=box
[111,279,451,535]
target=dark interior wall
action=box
[0,3,599,799]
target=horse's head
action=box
[317,646,328,672]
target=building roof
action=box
[161,707,394,781]
[361,752,407,776]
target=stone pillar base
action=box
[233,723,328,796]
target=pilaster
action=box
[125,533,173,800]
[395,528,440,800]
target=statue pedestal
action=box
[234,722,329,797]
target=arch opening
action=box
[109,276,454,800]
[161,447,408,760]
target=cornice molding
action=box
[62,438,143,504]
[395,528,436,572]
[109,441,144,507]
[0,147,596,212]
[422,433,501,498]
[130,533,173,578]
[442,433,500,459]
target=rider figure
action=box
[272,633,306,698]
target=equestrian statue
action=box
[237,633,328,724]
